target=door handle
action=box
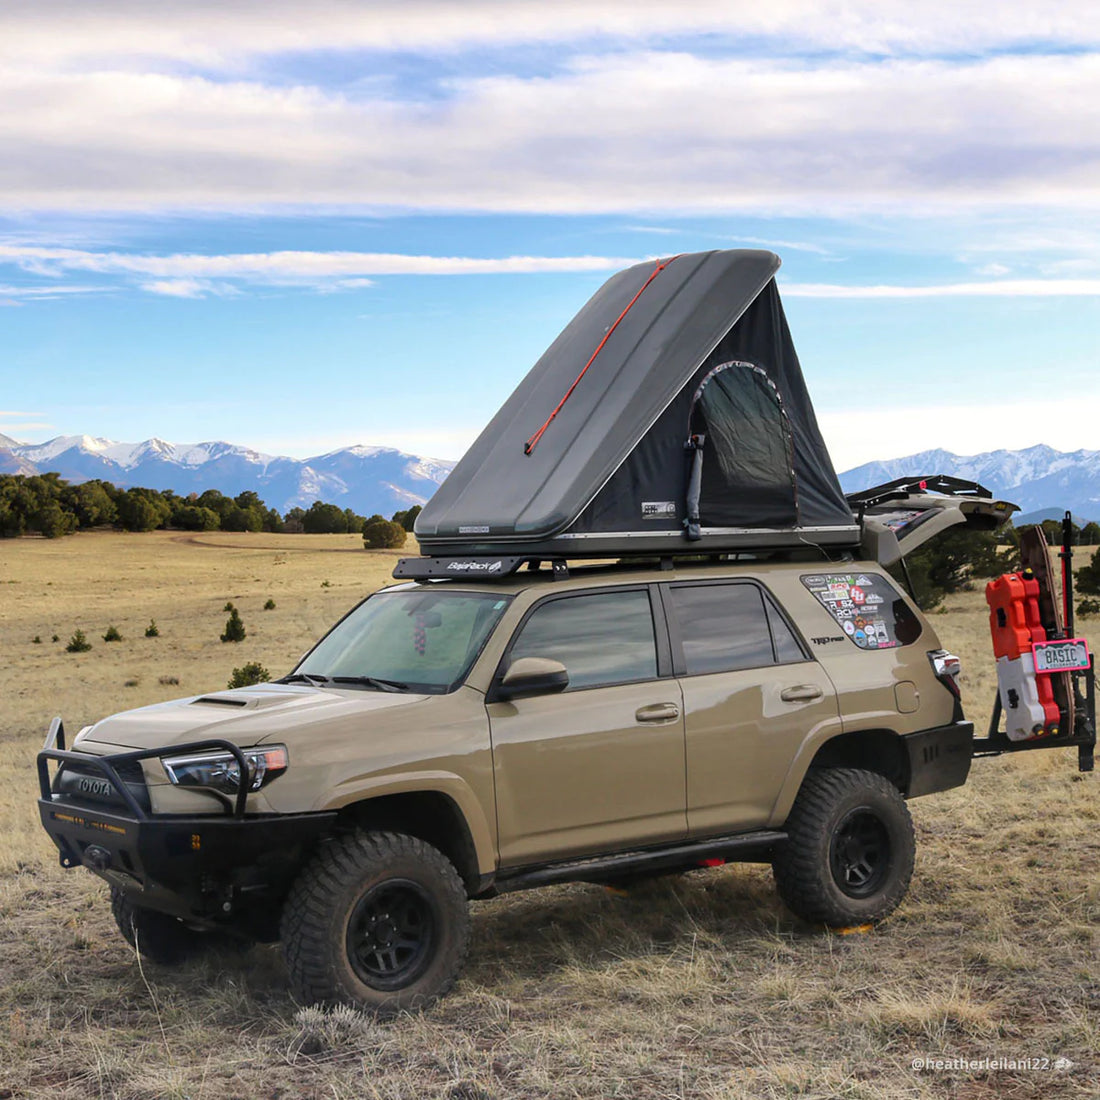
[635,703,680,723]
[780,685,824,703]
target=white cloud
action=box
[782,278,1100,298]
[2,2,1098,66]
[0,51,1097,213]
[6,244,1099,299]
[0,283,106,298]
[0,245,637,293]
[142,278,219,298]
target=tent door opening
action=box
[684,360,798,539]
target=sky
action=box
[1,1,1098,474]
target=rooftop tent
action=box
[415,249,858,557]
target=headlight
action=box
[162,745,289,795]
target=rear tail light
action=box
[928,649,962,698]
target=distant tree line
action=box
[0,473,421,543]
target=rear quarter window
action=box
[800,572,921,650]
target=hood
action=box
[73,682,430,753]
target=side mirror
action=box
[497,657,569,700]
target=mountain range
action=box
[838,444,1100,523]
[0,434,454,518]
[1,434,1097,523]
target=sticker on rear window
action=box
[800,573,920,650]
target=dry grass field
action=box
[0,531,1097,1099]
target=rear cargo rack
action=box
[972,512,1096,773]
[845,475,995,512]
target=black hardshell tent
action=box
[415,249,857,558]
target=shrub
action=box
[124,678,139,688]
[362,518,406,550]
[890,528,1016,611]
[51,634,59,643]
[220,607,246,643]
[103,624,123,642]
[223,601,236,613]
[159,675,180,686]
[1077,597,1100,618]
[263,598,276,610]
[227,661,271,689]
[66,629,92,653]
[145,619,159,637]
[1076,547,1100,596]
[302,500,349,534]
[32,635,41,644]
[391,505,422,531]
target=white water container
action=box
[995,653,1058,741]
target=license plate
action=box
[1032,638,1091,673]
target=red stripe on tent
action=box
[523,255,680,455]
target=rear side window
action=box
[800,572,922,650]
[667,582,805,675]
[508,589,658,690]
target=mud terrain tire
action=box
[281,830,470,1015]
[772,767,915,927]
[111,887,209,965]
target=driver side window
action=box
[509,589,658,690]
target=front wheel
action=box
[281,831,470,1015]
[772,767,915,928]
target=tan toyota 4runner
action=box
[38,544,977,1014]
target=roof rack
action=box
[392,543,848,583]
[393,556,571,582]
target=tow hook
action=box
[82,845,112,872]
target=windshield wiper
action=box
[277,672,331,687]
[331,675,409,693]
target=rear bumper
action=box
[903,721,974,798]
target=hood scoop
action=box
[186,685,337,712]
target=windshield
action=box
[295,588,512,693]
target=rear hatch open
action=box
[847,475,1018,567]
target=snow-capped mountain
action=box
[839,445,1100,522]
[0,433,455,516]
[5,434,1096,522]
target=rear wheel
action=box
[281,830,470,1015]
[110,887,209,965]
[772,767,914,927]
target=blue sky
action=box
[1,2,1098,473]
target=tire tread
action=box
[772,767,914,927]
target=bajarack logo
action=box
[447,560,503,573]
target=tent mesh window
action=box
[686,361,797,531]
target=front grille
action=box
[52,759,151,812]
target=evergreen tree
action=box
[220,607,246,643]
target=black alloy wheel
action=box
[829,808,891,898]
[347,879,436,990]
